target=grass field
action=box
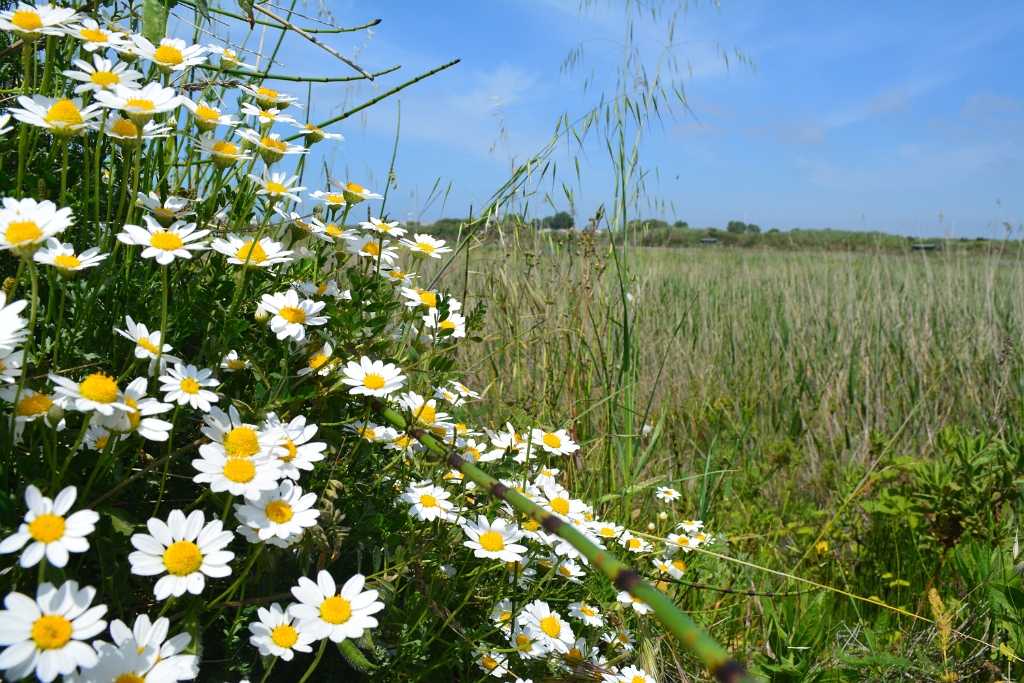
[441,230,1024,680]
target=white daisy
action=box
[340,357,406,398]
[93,82,181,125]
[348,235,398,265]
[531,427,580,456]
[398,392,451,432]
[201,404,272,459]
[423,309,467,339]
[200,133,253,167]
[0,349,23,384]
[82,614,198,683]
[249,171,304,204]
[400,481,456,522]
[0,113,11,136]
[158,363,220,412]
[401,286,441,311]
[32,238,107,273]
[0,3,79,38]
[308,189,349,208]
[348,421,398,444]
[83,423,114,451]
[220,350,249,372]
[129,510,234,601]
[240,84,300,109]
[338,181,382,204]
[62,55,140,94]
[191,444,282,500]
[237,128,305,164]
[1,386,54,424]
[359,216,406,237]
[476,649,509,678]
[234,480,319,543]
[0,292,28,354]
[263,412,327,479]
[206,44,256,70]
[0,197,74,253]
[114,315,177,369]
[296,341,335,377]
[517,600,574,654]
[616,591,652,615]
[0,581,106,683]
[259,289,327,342]
[509,625,546,660]
[117,216,209,265]
[655,486,681,503]
[182,98,237,132]
[602,665,656,683]
[212,234,293,267]
[240,102,297,127]
[568,601,604,628]
[0,485,97,568]
[136,192,193,226]
[248,603,314,661]
[619,532,652,554]
[676,519,705,534]
[49,371,129,416]
[298,122,343,144]
[288,571,384,643]
[554,558,585,582]
[95,377,174,442]
[63,18,127,51]
[308,217,358,243]
[461,515,527,563]
[400,233,451,259]
[131,35,206,72]
[104,116,172,147]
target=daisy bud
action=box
[46,402,65,426]
[647,522,656,531]
[303,126,326,144]
[658,511,668,521]
[254,307,270,322]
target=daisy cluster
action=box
[0,3,717,681]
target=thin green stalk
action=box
[296,640,328,683]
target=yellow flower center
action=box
[223,457,256,483]
[125,98,155,112]
[264,499,293,523]
[481,655,498,670]
[79,373,119,403]
[539,615,562,638]
[672,559,686,572]
[632,677,647,683]
[114,674,145,683]
[523,519,540,532]
[221,49,238,63]
[137,337,160,355]
[439,319,457,330]
[194,104,220,121]
[550,497,570,515]
[150,230,184,251]
[598,527,616,538]
[95,434,110,449]
[324,224,343,237]
[558,565,574,577]
[264,181,287,194]
[125,397,141,429]
[362,373,385,390]
[162,540,203,576]
[543,432,562,449]
[319,596,352,625]
[234,240,267,264]
[16,393,52,416]
[498,610,511,622]
[416,241,436,254]
[362,242,381,257]
[345,182,365,194]
[627,538,642,550]
[358,426,377,441]
[308,353,328,370]
[270,624,298,648]
[110,118,138,137]
[223,426,259,458]
[212,140,238,156]
[179,377,200,394]
[325,193,345,205]
[415,404,436,426]
[154,44,184,65]
[30,615,72,650]
[515,633,532,651]
[466,446,481,461]
[53,253,81,269]
[261,136,286,152]
[28,513,65,543]
[257,86,279,99]
[280,439,298,462]
[478,530,505,552]
[417,290,437,308]
[419,494,438,508]
[12,9,43,31]
[79,27,108,42]
[6,220,42,245]
[581,604,596,617]
[278,306,306,324]
[90,70,119,87]
[227,358,246,369]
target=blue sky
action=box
[201,1,1024,237]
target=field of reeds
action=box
[444,230,1024,681]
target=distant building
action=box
[700,237,720,245]
[910,242,940,251]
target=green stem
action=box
[297,640,328,683]
[59,140,69,206]
[375,403,755,682]
[156,265,169,375]
[16,41,32,197]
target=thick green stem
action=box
[375,403,755,682]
